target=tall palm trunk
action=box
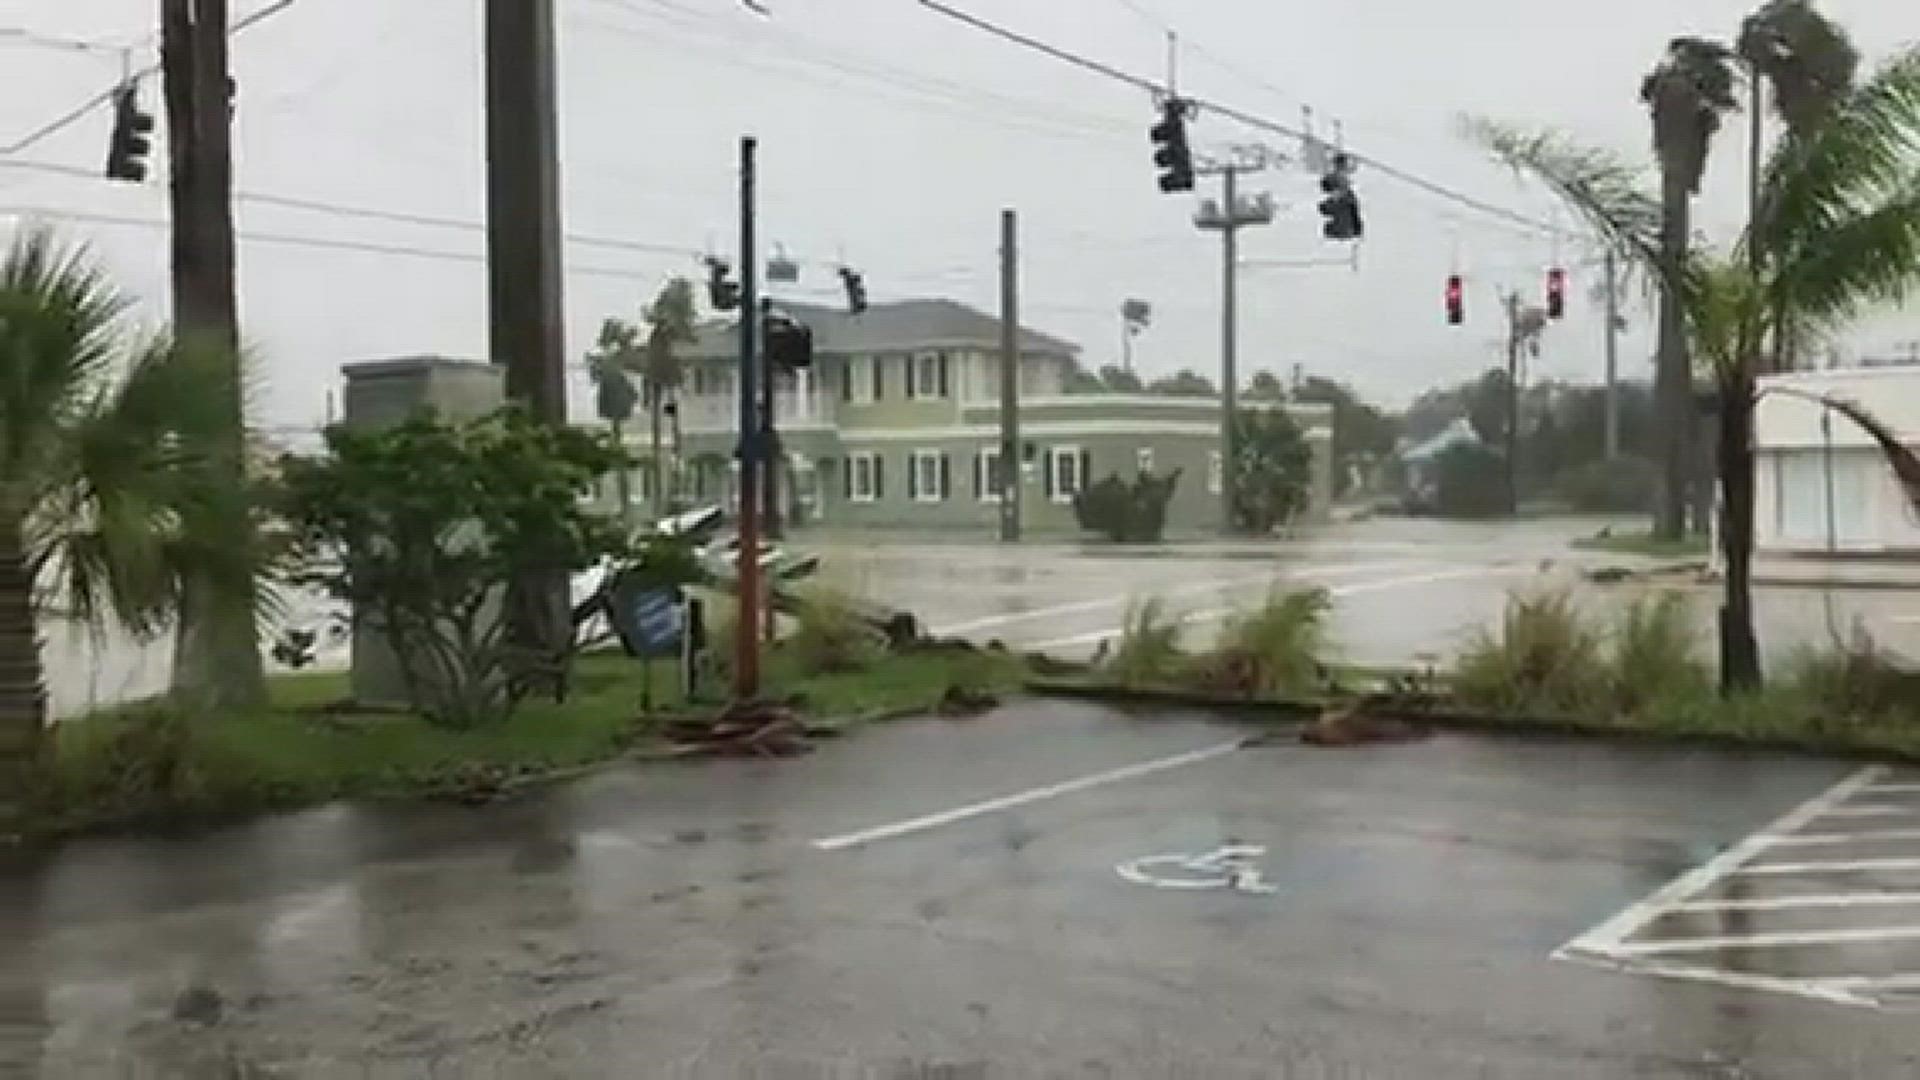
[1654,169,1694,541]
[1718,379,1762,692]
[0,507,46,770]
[610,417,632,528]
[648,384,665,522]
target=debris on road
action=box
[661,701,815,758]
[1299,701,1432,747]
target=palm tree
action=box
[1641,36,1741,542]
[1472,44,1920,691]
[0,228,247,766]
[586,318,643,526]
[1738,0,1860,139]
[641,278,697,512]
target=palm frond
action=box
[1738,0,1861,138]
[1772,179,1920,328]
[1640,37,1742,193]
[1755,47,1920,275]
[0,227,131,480]
[1682,259,1766,387]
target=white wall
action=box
[1755,366,1920,553]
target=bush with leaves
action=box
[1433,442,1509,519]
[1105,598,1184,689]
[1781,622,1920,726]
[1192,587,1330,698]
[1074,470,1181,543]
[789,587,885,675]
[1611,592,1710,715]
[1558,456,1658,513]
[1455,590,1605,715]
[1231,408,1313,534]
[277,407,630,728]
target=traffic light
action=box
[765,313,813,371]
[1149,99,1195,194]
[1317,154,1363,241]
[838,266,868,315]
[1446,274,1464,325]
[1546,267,1567,320]
[705,256,741,311]
[105,83,154,183]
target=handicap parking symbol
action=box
[1116,844,1279,895]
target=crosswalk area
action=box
[1560,766,1920,1008]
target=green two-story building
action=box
[647,298,1332,536]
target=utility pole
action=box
[1195,156,1275,534]
[1506,290,1522,518]
[485,0,569,661]
[759,298,782,544]
[161,0,264,708]
[999,208,1021,542]
[1603,247,1621,460]
[733,136,763,699]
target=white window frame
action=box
[849,452,880,503]
[910,449,946,504]
[1207,450,1224,495]
[1052,444,1082,504]
[913,352,946,399]
[978,447,1003,504]
[1136,447,1155,475]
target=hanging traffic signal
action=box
[765,313,813,371]
[839,266,868,315]
[1546,267,1567,320]
[1446,274,1465,325]
[1317,153,1363,241]
[1149,99,1195,194]
[705,257,741,311]
[105,83,154,183]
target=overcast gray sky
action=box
[2,0,1916,431]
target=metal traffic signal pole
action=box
[1194,155,1274,535]
[999,208,1022,542]
[733,136,764,700]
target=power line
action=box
[2,0,301,155]
[913,0,1576,240]
[0,205,672,281]
[0,27,133,57]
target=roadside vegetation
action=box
[1572,529,1710,560]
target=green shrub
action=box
[789,588,884,675]
[1455,590,1604,715]
[1433,443,1509,518]
[1612,592,1709,715]
[1074,470,1181,543]
[1781,625,1920,725]
[1558,456,1657,513]
[1106,598,1185,688]
[1199,587,1331,698]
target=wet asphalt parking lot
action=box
[7,701,1920,1077]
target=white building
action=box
[1754,365,1920,554]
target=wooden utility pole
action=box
[1603,247,1621,460]
[162,0,264,708]
[1505,291,1522,517]
[733,136,763,698]
[999,208,1021,542]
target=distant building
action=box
[617,298,1332,535]
[1396,417,1482,511]
[1753,364,1920,553]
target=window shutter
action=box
[972,452,982,500]
[873,358,884,401]
[841,361,854,403]
[908,455,920,500]
[904,356,917,400]
[1079,449,1092,494]
[1043,450,1055,500]
[937,353,951,398]
[844,457,854,500]
[940,453,951,500]
[875,455,885,499]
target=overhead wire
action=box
[912,0,1578,241]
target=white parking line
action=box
[929,560,1415,638]
[1820,804,1919,819]
[1864,783,1920,794]
[810,740,1243,852]
[1672,892,1920,914]
[1612,925,1920,957]
[1735,856,1920,876]
[1761,828,1920,847]
[1560,766,1885,959]
[1026,564,1526,651]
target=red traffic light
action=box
[1546,267,1567,320]
[1445,274,1464,325]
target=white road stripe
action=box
[1671,892,1920,914]
[1026,564,1526,651]
[1735,856,1920,876]
[1612,925,1920,957]
[1820,805,1920,819]
[1761,829,1920,847]
[931,560,1415,638]
[1553,950,1873,1008]
[1863,783,1920,794]
[1811,974,1920,992]
[1560,765,1885,958]
[810,740,1243,852]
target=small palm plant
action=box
[0,227,245,767]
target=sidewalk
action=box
[1750,553,1920,591]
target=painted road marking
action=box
[1864,783,1920,794]
[1734,856,1920,876]
[1116,845,1279,895]
[810,741,1243,852]
[1611,925,1920,957]
[1672,892,1920,914]
[1026,564,1528,651]
[1760,829,1920,846]
[1820,804,1919,819]
[929,560,1417,638]
[1559,766,1884,959]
